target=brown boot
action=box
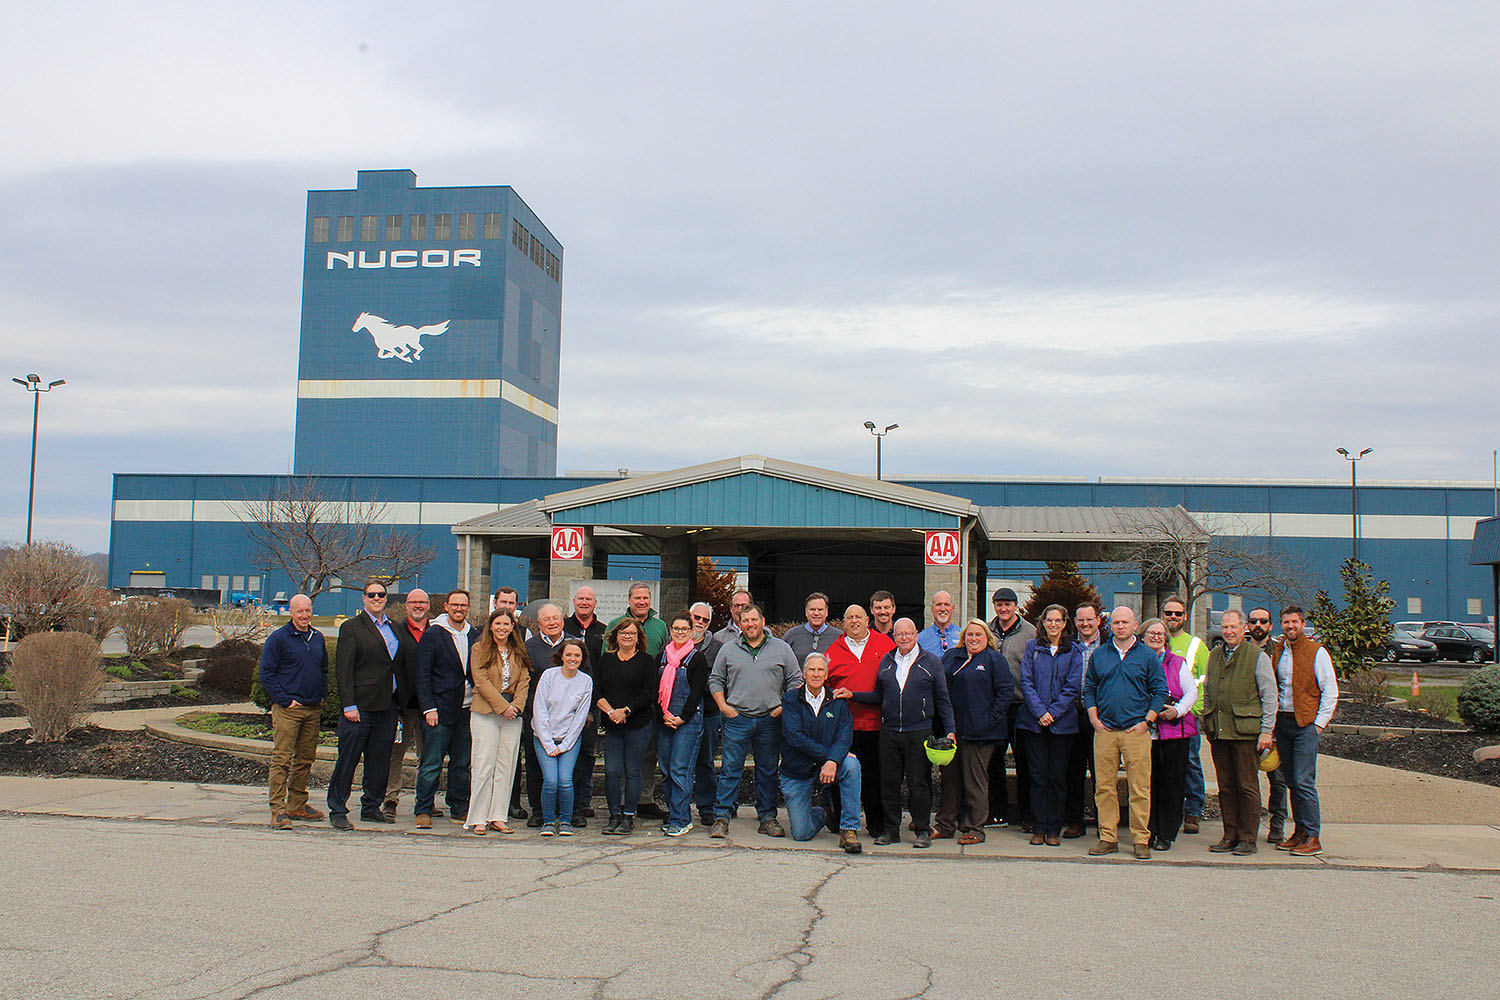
[1182,815,1200,834]
[271,812,292,831]
[1277,828,1307,852]
[286,805,325,822]
[1288,836,1323,857]
[1062,823,1085,839]
[1208,837,1237,853]
[414,814,432,829]
[838,830,863,854]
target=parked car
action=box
[1383,629,1438,663]
[1422,624,1496,663]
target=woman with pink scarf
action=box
[655,611,711,837]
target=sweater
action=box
[784,623,846,664]
[825,631,895,732]
[607,610,670,657]
[991,615,1036,705]
[258,622,328,707]
[1083,639,1169,730]
[779,686,854,780]
[594,650,656,731]
[531,668,594,754]
[708,633,801,717]
[940,646,1013,741]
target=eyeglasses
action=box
[691,615,712,623]
[365,591,387,599]
[669,624,692,632]
[1162,610,1185,617]
[1248,618,1271,625]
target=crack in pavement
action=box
[889,959,936,1000]
[735,857,851,1000]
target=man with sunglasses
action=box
[713,590,754,645]
[1161,596,1211,834]
[328,581,406,830]
[689,602,724,827]
[1246,607,1290,843]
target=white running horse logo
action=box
[352,312,449,363]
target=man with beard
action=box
[1246,606,1290,843]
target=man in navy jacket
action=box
[780,653,863,854]
[259,594,327,829]
[842,618,955,849]
[413,590,478,828]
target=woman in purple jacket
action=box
[1018,605,1084,846]
[1140,617,1199,852]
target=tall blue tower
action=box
[293,169,561,477]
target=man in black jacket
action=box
[413,590,476,829]
[327,582,404,830]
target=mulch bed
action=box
[0,688,245,719]
[0,726,275,786]
[1321,702,1500,788]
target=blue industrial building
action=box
[294,170,561,477]
[108,463,1498,624]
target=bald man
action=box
[259,594,328,830]
[383,588,431,818]
[1082,606,1169,860]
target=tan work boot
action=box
[414,814,432,829]
[838,830,863,854]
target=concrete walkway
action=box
[3,701,1499,871]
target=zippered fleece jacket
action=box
[851,648,956,735]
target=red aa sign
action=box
[924,530,959,566]
[551,527,584,560]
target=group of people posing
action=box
[257,581,1338,860]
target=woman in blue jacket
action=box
[936,620,1013,845]
[1018,604,1084,846]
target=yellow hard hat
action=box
[1258,745,1280,773]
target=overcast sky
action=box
[3,3,1498,551]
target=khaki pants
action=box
[269,703,321,815]
[1093,727,1152,846]
[384,708,424,808]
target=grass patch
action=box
[177,711,338,747]
[1383,685,1459,721]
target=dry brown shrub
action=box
[10,632,104,741]
[0,541,101,638]
[117,596,196,656]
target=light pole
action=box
[12,373,65,546]
[863,420,898,480]
[1336,447,1372,563]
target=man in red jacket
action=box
[825,604,895,837]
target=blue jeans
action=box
[657,713,704,828]
[534,738,582,824]
[1275,713,1322,836]
[414,711,472,818]
[1183,729,1206,816]
[781,755,862,841]
[695,713,723,819]
[716,713,781,823]
[603,725,652,817]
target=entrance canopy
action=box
[452,455,1206,624]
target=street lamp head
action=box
[48,380,65,389]
[863,420,876,430]
[11,378,27,387]
[885,423,899,433]
[1336,447,1349,457]
[1359,447,1373,458]
[26,374,40,384]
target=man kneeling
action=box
[780,653,863,854]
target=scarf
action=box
[659,639,695,715]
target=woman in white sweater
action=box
[531,638,595,837]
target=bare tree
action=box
[236,476,435,600]
[1118,508,1311,621]
[207,603,271,644]
[0,541,102,638]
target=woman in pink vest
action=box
[1141,618,1199,852]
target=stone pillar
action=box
[659,536,697,616]
[456,535,490,608]
[549,526,598,607]
[923,563,963,628]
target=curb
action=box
[1326,723,1469,737]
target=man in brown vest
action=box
[1199,609,1277,855]
[1269,606,1339,857]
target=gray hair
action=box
[803,652,829,671]
[689,601,713,617]
[1220,608,1246,627]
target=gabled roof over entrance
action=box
[536,455,977,531]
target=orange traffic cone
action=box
[1410,671,1420,697]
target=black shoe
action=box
[603,814,624,835]
[637,803,667,820]
[1233,840,1258,856]
[381,801,397,819]
[617,815,635,835]
[699,812,716,828]
[330,814,353,831]
[914,831,932,849]
[873,831,897,846]
[571,814,587,828]
[1151,837,1172,852]
[510,806,529,820]
[581,805,596,818]
[527,814,545,828]
[360,811,395,824]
